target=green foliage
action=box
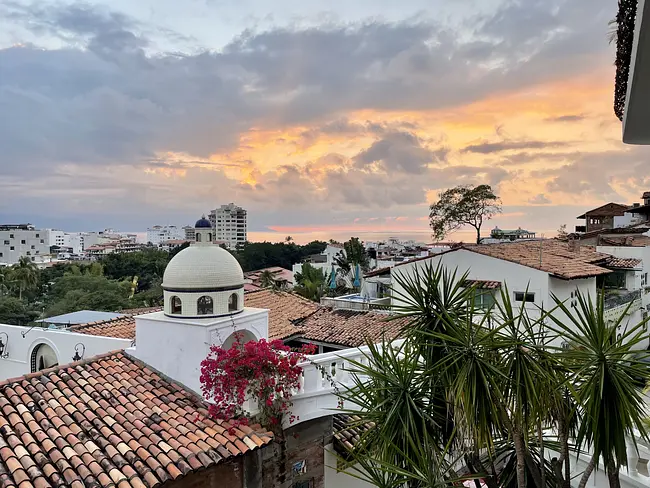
[334,237,370,274]
[101,249,170,291]
[233,240,327,272]
[294,262,328,302]
[337,263,650,488]
[429,184,502,244]
[45,274,132,316]
[0,296,40,325]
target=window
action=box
[3,241,8,245]
[9,247,14,251]
[26,252,30,256]
[9,234,13,239]
[0,253,3,257]
[170,296,182,314]
[196,233,202,242]
[40,240,44,244]
[473,289,496,309]
[207,233,212,242]
[21,240,25,245]
[30,245,35,249]
[228,293,238,312]
[197,296,213,315]
[35,234,39,238]
[514,292,535,303]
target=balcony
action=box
[320,294,391,312]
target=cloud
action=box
[529,193,551,204]
[462,140,569,154]
[353,131,448,174]
[544,114,586,122]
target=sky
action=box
[1,0,649,244]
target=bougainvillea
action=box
[200,333,316,433]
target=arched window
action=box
[196,233,202,242]
[171,296,182,314]
[207,233,212,242]
[197,296,213,315]
[31,344,58,373]
[228,293,238,312]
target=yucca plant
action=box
[547,290,650,488]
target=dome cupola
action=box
[162,216,244,318]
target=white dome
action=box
[163,245,244,291]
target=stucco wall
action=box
[324,446,375,488]
[0,324,130,380]
[391,249,550,317]
[131,308,269,396]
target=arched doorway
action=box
[31,343,58,373]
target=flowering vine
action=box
[200,332,317,433]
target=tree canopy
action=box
[429,184,502,244]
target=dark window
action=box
[171,296,182,314]
[228,293,238,312]
[30,245,35,249]
[9,234,13,238]
[9,247,14,251]
[21,240,25,245]
[3,241,8,245]
[40,240,44,244]
[0,253,3,257]
[196,233,202,242]
[474,289,496,309]
[197,296,213,315]
[514,292,535,303]
[35,234,39,238]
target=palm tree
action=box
[546,291,650,488]
[259,270,277,289]
[294,263,328,302]
[285,236,293,243]
[10,257,38,300]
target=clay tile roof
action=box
[463,240,612,280]
[607,257,642,269]
[598,235,650,247]
[332,414,374,454]
[244,289,320,340]
[364,266,392,278]
[70,316,140,340]
[0,351,272,488]
[463,279,501,290]
[293,309,410,348]
[576,202,630,219]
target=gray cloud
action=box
[462,140,569,154]
[544,114,587,123]
[529,193,551,204]
[353,131,448,174]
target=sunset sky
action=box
[1,0,649,243]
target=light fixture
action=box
[72,343,85,362]
[0,332,8,358]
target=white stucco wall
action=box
[391,250,550,318]
[131,308,269,396]
[324,446,375,488]
[0,324,131,380]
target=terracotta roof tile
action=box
[294,309,410,348]
[462,240,613,280]
[332,414,374,454]
[462,279,501,290]
[243,289,320,340]
[606,257,642,269]
[0,351,272,488]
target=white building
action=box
[146,224,184,245]
[0,224,49,265]
[209,203,247,249]
[46,229,85,254]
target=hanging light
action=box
[0,332,8,358]
[72,343,85,362]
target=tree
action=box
[546,292,650,488]
[10,257,39,300]
[0,296,40,325]
[556,224,568,239]
[285,236,293,243]
[258,270,278,289]
[45,274,132,316]
[336,262,650,488]
[294,263,328,302]
[429,184,501,244]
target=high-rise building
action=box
[209,203,247,249]
[46,229,85,254]
[0,224,50,265]
[183,225,196,242]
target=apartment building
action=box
[0,224,49,265]
[209,203,247,249]
[145,225,184,245]
[46,229,84,254]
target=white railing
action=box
[287,340,404,426]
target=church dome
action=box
[163,245,244,290]
[195,217,212,228]
[162,244,245,318]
